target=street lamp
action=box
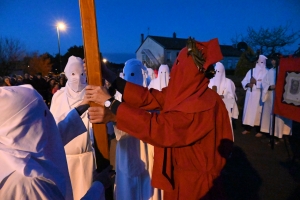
[56,22,66,72]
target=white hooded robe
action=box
[50,56,95,200]
[0,85,80,200]
[242,55,268,127]
[208,62,238,139]
[260,67,292,138]
[148,64,170,91]
[114,59,160,200]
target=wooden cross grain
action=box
[79,0,110,172]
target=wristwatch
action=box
[104,97,115,108]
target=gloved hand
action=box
[102,64,117,84]
[93,165,116,189]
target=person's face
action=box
[271,59,277,67]
[4,78,10,84]
[50,79,55,86]
[37,75,42,79]
[24,74,29,79]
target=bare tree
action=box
[0,37,27,76]
[232,24,300,55]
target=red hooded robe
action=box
[116,38,233,200]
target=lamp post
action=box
[56,22,66,72]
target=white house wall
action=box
[136,37,164,64]
[164,49,180,66]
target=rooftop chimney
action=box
[173,32,176,38]
[141,33,144,44]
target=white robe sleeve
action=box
[241,70,251,90]
[262,70,272,102]
[57,108,87,146]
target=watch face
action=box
[104,100,111,107]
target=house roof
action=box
[148,36,188,50]
[138,35,242,57]
[220,45,242,57]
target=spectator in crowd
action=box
[52,82,60,94]
[59,72,67,87]
[10,74,17,86]
[23,72,32,85]
[0,76,4,86]
[32,72,48,102]
[3,76,11,86]
[47,78,56,107]
[15,75,24,85]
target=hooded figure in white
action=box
[0,85,74,200]
[146,67,156,86]
[141,64,149,87]
[148,64,170,91]
[260,60,292,138]
[50,56,95,200]
[114,59,161,200]
[208,62,239,139]
[241,55,268,131]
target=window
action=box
[166,52,171,62]
[142,52,146,62]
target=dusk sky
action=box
[1,0,300,63]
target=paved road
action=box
[224,118,300,200]
[108,118,300,200]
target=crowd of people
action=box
[0,71,67,107]
[0,36,295,200]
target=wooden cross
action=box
[79,0,110,172]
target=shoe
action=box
[261,138,270,143]
[242,130,250,135]
[255,133,263,137]
[268,140,280,146]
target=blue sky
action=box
[1,0,300,63]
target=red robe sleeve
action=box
[121,82,166,110]
[117,82,214,148]
[116,104,215,148]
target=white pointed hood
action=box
[0,85,72,199]
[208,62,226,94]
[64,56,87,93]
[254,55,268,79]
[148,64,170,91]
